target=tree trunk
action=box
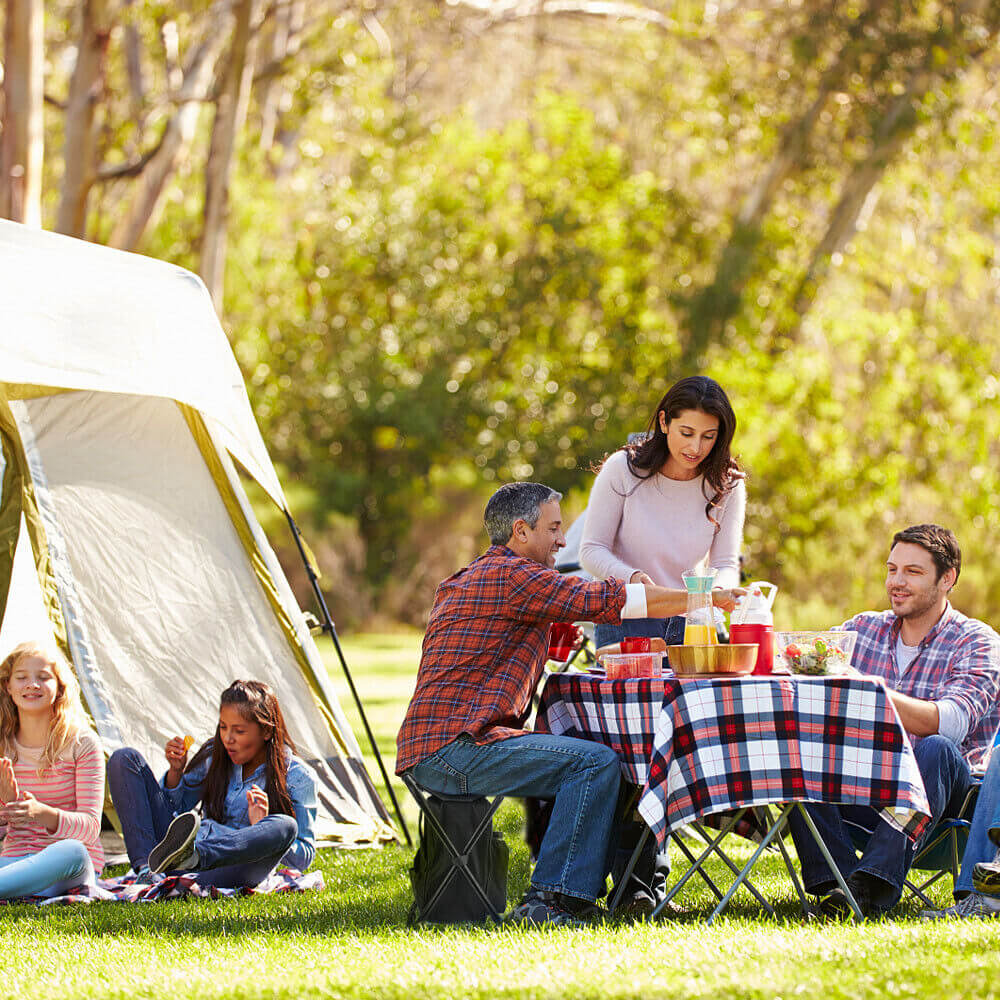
[679,0,887,367]
[258,0,304,152]
[201,0,259,310]
[1,0,44,226]
[786,0,999,338]
[122,0,147,117]
[109,27,227,251]
[56,0,113,238]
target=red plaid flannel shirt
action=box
[395,545,627,773]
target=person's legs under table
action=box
[789,734,974,915]
[409,732,621,904]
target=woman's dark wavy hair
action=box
[624,375,740,529]
[186,679,296,822]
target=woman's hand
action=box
[0,757,19,805]
[3,791,60,833]
[246,785,269,825]
[629,570,656,586]
[710,588,746,613]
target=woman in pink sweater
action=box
[580,375,746,651]
[0,640,104,899]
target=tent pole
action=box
[284,511,412,847]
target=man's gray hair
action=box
[484,482,562,546]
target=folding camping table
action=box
[535,671,932,923]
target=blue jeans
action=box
[594,615,686,650]
[108,747,297,889]
[789,735,974,911]
[0,840,96,899]
[409,733,621,902]
[955,750,1000,895]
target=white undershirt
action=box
[895,634,969,745]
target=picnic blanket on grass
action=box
[0,867,324,906]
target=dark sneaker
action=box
[148,810,201,874]
[818,876,873,920]
[920,892,1000,920]
[504,890,589,928]
[614,887,656,921]
[973,860,1000,897]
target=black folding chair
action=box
[401,772,507,925]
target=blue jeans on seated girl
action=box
[0,840,96,899]
[107,747,297,889]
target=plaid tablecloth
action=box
[535,671,931,849]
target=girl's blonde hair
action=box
[0,640,87,772]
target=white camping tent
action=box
[0,219,395,847]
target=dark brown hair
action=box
[624,376,740,527]
[187,679,296,822]
[891,524,961,586]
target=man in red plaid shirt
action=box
[397,481,740,926]
[788,524,1000,919]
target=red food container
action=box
[729,622,774,675]
[603,652,662,679]
[621,636,652,653]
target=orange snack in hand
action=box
[182,735,195,752]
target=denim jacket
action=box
[161,750,317,871]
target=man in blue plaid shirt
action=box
[789,524,1000,919]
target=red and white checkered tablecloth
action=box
[535,672,931,849]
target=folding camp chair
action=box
[401,772,508,925]
[903,726,1000,906]
[845,726,1000,908]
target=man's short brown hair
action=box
[891,524,961,585]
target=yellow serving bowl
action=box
[665,643,759,676]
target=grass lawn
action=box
[4,631,1000,1000]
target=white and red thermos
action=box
[729,582,778,675]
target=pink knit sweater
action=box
[1,730,105,872]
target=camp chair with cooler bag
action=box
[403,773,509,925]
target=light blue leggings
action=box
[0,840,96,899]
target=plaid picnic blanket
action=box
[0,867,324,906]
[535,672,931,849]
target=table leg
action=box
[755,805,809,916]
[653,809,748,918]
[704,804,794,926]
[671,830,725,902]
[793,802,864,922]
[690,820,774,913]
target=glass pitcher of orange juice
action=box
[682,568,718,645]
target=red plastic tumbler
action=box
[548,623,578,661]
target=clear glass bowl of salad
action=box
[774,631,858,676]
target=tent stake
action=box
[284,511,412,847]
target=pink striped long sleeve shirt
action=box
[2,730,105,872]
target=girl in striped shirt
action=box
[0,640,105,899]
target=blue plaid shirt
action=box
[843,604,1000,768]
